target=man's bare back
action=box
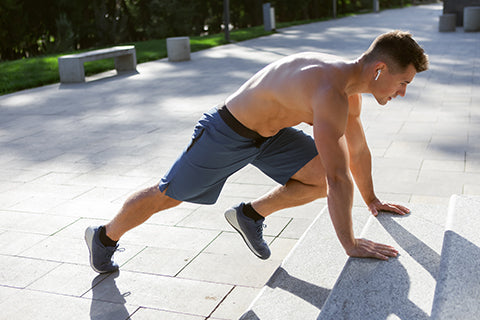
[225,52,357,137]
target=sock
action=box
[99,226,118,247]
[242,202,264,222]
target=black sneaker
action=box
[84,226,119,273]
[224,203,271,259]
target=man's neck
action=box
[344,57,372,96]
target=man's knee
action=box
[305,179,327,199]
[148,185,182,211]
[292,156,327,188]
[313,179,327,197]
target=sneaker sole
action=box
[84,227,110,274]
[224,208,269,260]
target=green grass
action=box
[0,25,273,95]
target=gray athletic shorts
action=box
[158,105,318,204]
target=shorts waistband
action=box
[218,105,268,147]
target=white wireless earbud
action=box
[375,69,381,81]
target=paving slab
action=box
[82,270,233,317]
[210,286,261,319]
[121,246,199,276]
[27,264,109,296]
[0,230,49,255]
[0,210,78,235]
[1,286,139,320]
[0,255,61,288]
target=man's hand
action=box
[346,238,398,261]
[368,198,410,217]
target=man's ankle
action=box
[99,226,118,247]
[242,202,264,222]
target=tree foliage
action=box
[0,0,413,61]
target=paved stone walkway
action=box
[0,3,479,319]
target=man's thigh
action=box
[252,127,318,185]
[290,155,327,188]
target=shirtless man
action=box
[85,30,429,273]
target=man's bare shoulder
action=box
[267,52,345,75]
[285,51,344,62]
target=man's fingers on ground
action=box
[392,203,410,213]
[385,203,410,215]
[374,243,398,257]
[369,249,390,260]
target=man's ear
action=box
[373,62,387,77]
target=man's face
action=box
[374,64,417,106]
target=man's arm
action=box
[345,94,410,216]
[313,91,399,260]
[345,94,376,205]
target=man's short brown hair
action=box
[364,30,429,73]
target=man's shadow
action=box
[240,267,332,320]
[266,267,332,309]
[89,271,131,320]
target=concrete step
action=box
[431,195,480,320]
[240,203,447,320]
[319,203,446,320]
[239,206,370,319]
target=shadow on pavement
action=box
[90,271,131,320]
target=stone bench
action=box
[58,45,136,83]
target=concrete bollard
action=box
[464,7,480,32]
[439,14,456,32]
[373,0,380,13]
[263,3,276,32]
[166,37,191,62]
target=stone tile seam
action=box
[0,283,134,308]
[0,256,62,290]
[133,306,212,320]
[269,217,294,242]
[174,231,223,277]
[48,217,83,237]
[117,245,148,270]
[205,286,236,320]
[172,206,202,227]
